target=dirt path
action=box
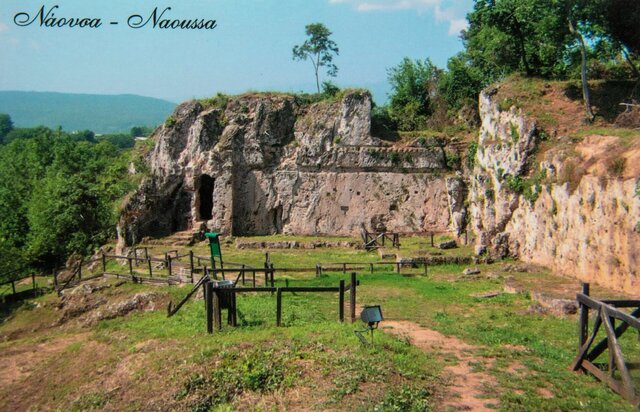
[383,320,498,411]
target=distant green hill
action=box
[0,91,176,134]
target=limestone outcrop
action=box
[117,91,462,248]
[469,87,640,293]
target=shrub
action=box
[388,151,401,164]
[504,174,525,194]
[467,142,478,168]
[607,158,626,178]
[165,116,176,127]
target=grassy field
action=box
[0,236,638,411]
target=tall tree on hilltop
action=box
[292,23,339,93]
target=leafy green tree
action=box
[0,113,14,144]
[27,174,110,268]
[293,23,339,93]
[130,126,154,138]
[0,125,136,272]
[464,0,572,80]
[603,0,640,79]
[438,53,485,111]
[387,58,440,131]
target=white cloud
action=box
[329,0,470,36]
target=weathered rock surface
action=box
[438,240,458,249]
[469,86,640,293]
[117,91,463,249]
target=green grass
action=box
[2,236,638,411]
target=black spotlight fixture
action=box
[355,305,383,346]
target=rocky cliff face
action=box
[117,91,464,247]
[469,87,640,293]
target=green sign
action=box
[205,232,222,259]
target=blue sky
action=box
[0,0,473,104]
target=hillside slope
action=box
[0,91,176,133]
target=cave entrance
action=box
[197,174,215,221]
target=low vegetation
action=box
[1,236,638,411]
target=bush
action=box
[607,158,626,178]
[467,142,478,168]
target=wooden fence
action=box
[571,283,640,406]
[202,272,359,333]
[0,271,48,303]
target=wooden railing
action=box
[571,283,640,407]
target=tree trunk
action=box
[622,48,640,101]
[512,17,531,76]
[568,19,595,122]
[314,54,320,93]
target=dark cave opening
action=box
[197,174,215,220]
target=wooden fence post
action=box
[339,280,345,322]
[213,288,221,331]
[370,263,374,274]
[423,261,428,276]
[148,258,153,278]
[32,273,36,291]
[203,268,209,311]
[231,292,237,326]
[102,253,107,273]
[276,288,282,327]
[342,263,346,274]
[350,272,357,323]
[78,260,82,280]
[241,264,246,285]
[128,258,133,278]
[396,262,401,274]
[205,281,213,334]
[189,251,194,283]
[430,232,434,247]
[11,280,16,295]
[270,264,275,289]
[252,270,256,287]
[167,256,172,277]
[579,282,590,350]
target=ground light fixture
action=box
[355,305,383,346]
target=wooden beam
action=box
[579,283,590,350]
[350,272,356,323]
[602,306,636,401]
[339,280,345,322]
[276,288,282,327]
[205,281,213,334]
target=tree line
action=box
[0,117,148,279]
[294,0,640,132]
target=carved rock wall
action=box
[469,87,640,293]
[117,91,460,248]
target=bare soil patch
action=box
[383,320,498,411]
[0,332,89,387]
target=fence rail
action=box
[571,283,640,407]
